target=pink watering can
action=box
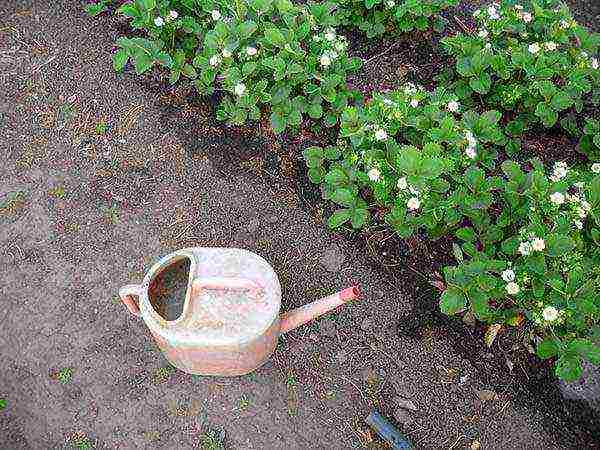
[119,247,360,376]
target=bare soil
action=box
[0,1,598,450]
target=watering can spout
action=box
[279,286,360,334]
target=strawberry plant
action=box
[441,0,600,153]
[333,0,457,38]
[442,160,600,381]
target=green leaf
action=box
[332,188,355,207]
[323,146,340,160]
[546,234,575,257]
[555,353,583,382]
[537,338,560,359]
[308,167,325,183]
[112,49,129,72]
[264,28,287,47]
[470,291,490,319]
[569,339,600,364]
[469,72,491,94]
[133,51,153,75]
[85,1,108,16]
[439,287,466,315]
[551,91,573,111]
[456,227,476,242]
[328,209,352,228]
[324,168,348,185]
[351,208,369,229]
[237,20,258,38]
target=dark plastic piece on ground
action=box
[365,410,413,450]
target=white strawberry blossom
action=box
[522,12,532,23]
[542,306,559,321]
[447,100,460,112]
[246,47,258,56]
[487,5,500,20]
[575,220,584,229]
[531,238,545,252]
[154,17,164,27]
[549,161,568,181]
[211,10,221,20]
[397,177,408,190]
[368,168,380,182]
[544,42,557,51]
[528,43,541,54]
[592,58,599,70]
[234,82,246,97]
[478,29,489,39]
[324,29,336,41]
[410,99,419,108]
[466,147,477,159]
[592,163,600,173]
[320,54,331,68]
[501,269,515,282]
[222,48,232,58]
[505,282,520,295]
[209,55,221,66]
[375,129,388,141]
[518,241,532,256]
[550,192,565,205]
[169,10,178,20]
[407,197,420,211]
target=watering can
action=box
[119,247,360,376]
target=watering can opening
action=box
[148,255,192,322]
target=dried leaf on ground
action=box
[475,389,498,401]
[484,324,502,348]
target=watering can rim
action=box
[134,247,282,346]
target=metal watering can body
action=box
[119,247,359,376]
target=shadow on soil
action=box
[138,73,600,449]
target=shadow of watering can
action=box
[119,247,360,376]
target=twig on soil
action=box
[363,42,402,65]
[339,375,368,403]
[453,16,473,34]
[31,54,57,74]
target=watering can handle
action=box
[119,284,143,317]
[191,277,263,299]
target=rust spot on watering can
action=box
[119,248,360,376]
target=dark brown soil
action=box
[1,1,599,450]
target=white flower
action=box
[397,177,408,190]
[234,82,246,97]
[246,47,258,56]
[528,43,540,54]
[550,192,565,205]
[501,269,515,282]
[209,55,221,66]
[478,29,489,39]
[324,30,336,41]
[518,241,532,256]
[581,200,591,212]
[559,19,569,29]
[407,197,420,210]
[577,207,587,218]
[410,99,419,108]
[154,17,164,27]
[408,185,419,196]
[592,58,599,70]
[550,163,568,181]
[386,0,396,7]
[485,43,492,50]
[368,168,381,182]
[313,35,322,42]
[531,238,545,252]
[505,282,520,295]
[466,146,477,159]
[473,9,481,18]
[320,54,331,68]
[169,10,179,20]
[592,163,600,173]
[404,82,417,95]
[575,220,584,229]
[515,4,523,10]
[447,100,460,112]
[581,51,588,58]
[522,12,532,23]
[487,6,500,20]
[375,129,388,141]
[222,48,232,58]
[211,10,221,20]
[544,41,557,51]
[542,306,559,321]
[575,182,584,190]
